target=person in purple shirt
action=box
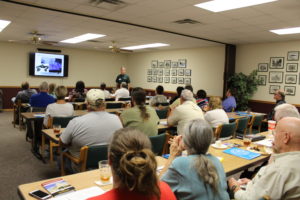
[30,81,55,108]
[222,89,236,112]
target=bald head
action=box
[273,117,300,153]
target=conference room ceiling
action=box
[0,0,300,52]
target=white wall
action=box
[127,46,225,96]
[0,42,128,87]
[236,40,300,104]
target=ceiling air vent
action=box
[89,0,125,5]
[174,19,201,24]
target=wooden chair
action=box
[248,115,264,134]
[61,144,108,175]
[48,116,76,163]
[118,97,131,101]
[106,102,124,109]
[13,99,23,130]
[149,133,169,156]
[235,117,249,137]
[105,98,115,101]
[155,108,168,119]
[215,122,237,140]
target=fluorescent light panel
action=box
[194,0,278,12]
[0,19,11,32]
[270,27,300,35]
[122,43,169,50]
[60,33,105,43]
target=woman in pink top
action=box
[87,128,176,200]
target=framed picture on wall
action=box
[178,59,187,68]
[164,60,171,69]
[147,76,152,82]
[151,60,158,68]
[284,86,296,96]
[285,74,297,84]
[269,85,280,94]
[185,69,191,76]
[171,69,177,76]
[157,77,163,83]
[171,62,178,68]
[269,71,283,83]
[270,57,284,69]
[164,69,170,76]
[159,62,164,68]
[178,69,184,76]
[158,69,163,76]
[287,51,299,61]
[178,77,184,84]
[258,63,268,72]
[171,77,177,84]
[152,76,157,83]
[258,75,267,85]
[286,63,298,72]
[184,78,191,85]
[153,69,158,76]
[147,69,152,75]
[164,77,170,83]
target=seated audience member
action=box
[60,89,122,167]
[274,103,300,121]
[268,90,286,120]
[196,89,208,111]
[160,119,230,200]
[120,88,159,136]
[168,89,204,135]
[149,85,168,107]
[43,86,74,127]
[169,86,184,105]
[99,82,111,99]
[222,89,236,112]
[113,82,130,101]
[87,128,176,200]
[229,117,300,200]
[68,80,88,102]
[170,85,196,110]
[205,96,229,128]
[15,82,37,103]
[30,81,55,108]
[48,83,56,99]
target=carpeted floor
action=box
[0,111,60,200]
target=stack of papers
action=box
[51,186,105,200]
[255,139,273,148]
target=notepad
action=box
[223,147,261,160]
[34,114,45,118]
[51,186,105,200]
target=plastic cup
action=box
[98,160,111,184]
[53,124,61,134]
[243,138,251,147]
[215,140,222,147]
[268,120,276,134]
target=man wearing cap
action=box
[60,89,123,167]
[268,89,286,120]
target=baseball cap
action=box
[86,89,105,105]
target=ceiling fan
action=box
[27,31,58,46]
[108,41,133,53]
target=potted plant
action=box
[227,70,261,111]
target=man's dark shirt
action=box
[115,74,130,84]
[268,99,286,120]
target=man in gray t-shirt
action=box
[60,89,123,158]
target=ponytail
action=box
[138,105,150,121]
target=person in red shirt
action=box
[87,128,176,200]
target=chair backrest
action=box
[236,117,249,136]
[149,133,166,156]
[85,145,108,169]
[118,97,131,101]
[74,98,85,102]
[252,115,264,127]
[105,98,115,102]
[218,122,236,139]
[155,109,168,119]
[31,107,46,112]
[106,102,124,109]
[52,116,76,128]
[155,102,170,107]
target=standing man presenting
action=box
[115,66,130,88]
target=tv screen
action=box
[29,52,69,77]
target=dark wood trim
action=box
[223,44,236,97]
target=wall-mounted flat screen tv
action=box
[29,52,69,77]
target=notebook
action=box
[223,147,261,160]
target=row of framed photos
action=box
[151,59,187,68]
[147,76,191,85]
[147,68,191,76]
[269,85,296,96]
[258,72,300,85]
[258,62,298,72]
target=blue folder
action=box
[223,147,261,160]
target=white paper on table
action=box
[254,139,273,147]
[34,114,45,118]
[51,186,105,200]
[159,121,167,126]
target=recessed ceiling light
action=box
[60,33,106,44]
[194,0,277,12]
[121,43,169,50]
[270,27,300,35]
[0,19,11,32]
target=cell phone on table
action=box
[29,190,51,200]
